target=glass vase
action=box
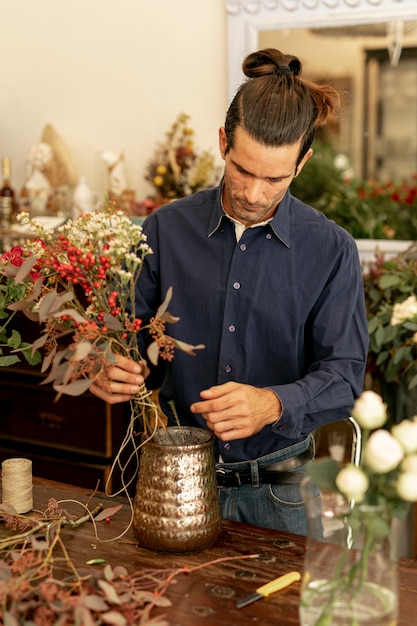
[299,475,400,626]
[133,426,221,553]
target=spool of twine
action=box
[1,458,33,514]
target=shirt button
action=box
[224,443,231,450]
[233,282,240,290]
[225,364,232,373]
[228,325,236,333]
[240,243,246,251]
[266,233,272,240]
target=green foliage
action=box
[0,281,41,367]
[363,246,417,390]
[292,140,417,240]
[290,139,345,206]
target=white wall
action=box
[1,0,227,199]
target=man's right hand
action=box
[90,354,146,404]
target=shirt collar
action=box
[207,181,291,248]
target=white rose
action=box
[363,430,404,474]
[391,295,417,326]
[352,390,387,430]
[401,453,417,473]
[335,465,369,502]
[392,417,417,454]
[396,471,417,502]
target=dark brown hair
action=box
[224,48,340,164]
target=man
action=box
[91,48,369,535]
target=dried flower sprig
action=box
[0,497,259,624]
[0,498,171,624]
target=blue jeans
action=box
[217,436,312,536]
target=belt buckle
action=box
[216,467,242,488]
[216,467,231,488]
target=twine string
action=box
[2,457,33,514]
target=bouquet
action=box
[0,202,204,482]
[301,390,417,624]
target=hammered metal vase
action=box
[133,427,221,553]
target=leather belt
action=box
[216,445,313,488]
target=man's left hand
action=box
[190,381,282,441]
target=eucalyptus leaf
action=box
[84,594,110,612]
[54,379,92,396]
[53,308,87,324]
[14,255,38,284]
[97,579,121,605]
[100,610,126,625]
[40,360,70,385]
[102,312,123,331]
[73,341,93,361]
[169,337,205,354]
[38,290,59,321]
[94,504,123,522]
[147,340,159,366]
[156,286,173,317]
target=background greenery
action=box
[291,140,417,240]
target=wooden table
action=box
[14,477,417,625]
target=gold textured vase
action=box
[133,427,221,553]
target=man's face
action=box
[219,125,312,226]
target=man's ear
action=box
[219,126,228,160]
[294,148,313,178]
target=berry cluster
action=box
[38,236,112,297]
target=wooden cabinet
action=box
[0,363,131,492]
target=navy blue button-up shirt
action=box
[136,183,369,462]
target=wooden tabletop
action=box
[21,477,417,625]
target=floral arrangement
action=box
[363,245,417,396]
[303,390,417,624]
[0,202,204,460]
[144,112,219,202]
